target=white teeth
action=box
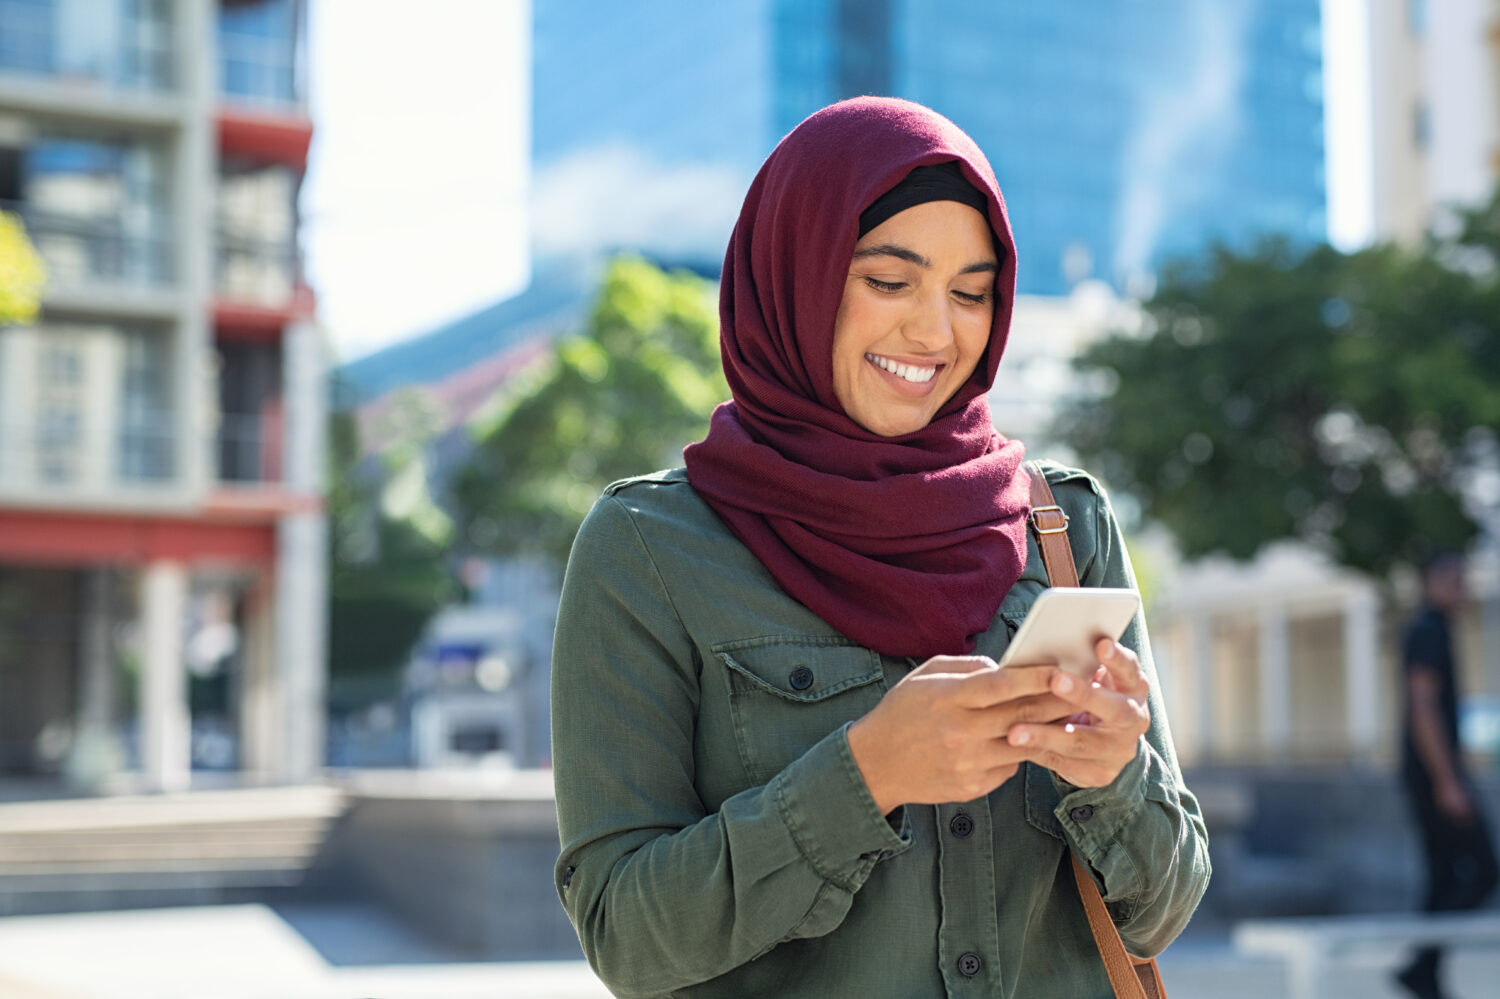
[866,353,937,383]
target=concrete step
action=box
[0,786,348,916]
[0,785,344,832]
[0,835,328,866]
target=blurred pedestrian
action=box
[550,97,1210,997]
[1395,553,1499,999]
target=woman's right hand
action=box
[846,656,1075,815]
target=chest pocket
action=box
[714,637,886,787]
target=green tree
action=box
[326,397,455,706]
[454,256,727,565]
[1056,191,1500,581]
[0,210,45,325]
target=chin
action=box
[862,410,934,437]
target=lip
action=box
[864,352,945,398]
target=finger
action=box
[909,654,999,678]
[981,692,1077,729]
[1095,638,1148,697]
[1008,718,1114,760]
[953,663,1059,708]
[1008,725,1141,786]
[1047,670,1148,730]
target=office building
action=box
[0,0,326,792]
[532,0,1328,297]
[350,0,1329,403]
[1368,0,1500,243]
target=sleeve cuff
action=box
[771,722,913,890]
[1053,736,1148,854]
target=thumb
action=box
[909,654,998,678]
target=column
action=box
[1189,613,1216,763]
[141,560,190,792]
[1258,604,1293,757]
[238,576,278,780]
[275,319,329,783]
[65,569,123,790]
[1182,612,1218,759]
[1344,584,1381,759]
[173,0,215,495]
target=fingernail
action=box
[1011,728,1031,745]
[1055,674,1075,694]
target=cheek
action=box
[832,296,887,371]
[954,313,994,377]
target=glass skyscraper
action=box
[532,0,1326,297]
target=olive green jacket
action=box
[551,462,1210,998]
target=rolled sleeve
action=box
[774,723,913,891]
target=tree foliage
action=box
[454,256,727,566]
[1056,191,1500,580]
[326,401,455,697]
[0,211,45,326]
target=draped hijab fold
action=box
[683,97,1031,658]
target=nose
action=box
[901,292,955,353]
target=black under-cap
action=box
[858,160,991,238]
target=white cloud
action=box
[302,0,531,362]
[530,143,748,264]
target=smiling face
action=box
[830,199,998,437]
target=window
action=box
[215,160,299,304]
[216,341,281,483]
[22,133,171,286]
[35,335,86,483]
[218,0,302,106]
[1407,0,1427,37]
[117,326,172,481]
[0,0,173,91]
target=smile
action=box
[865,353,938,384]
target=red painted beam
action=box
[0,511,276,567]
[216,106,314,167]
[213,285,317,343]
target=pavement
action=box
[0,903,1498,998]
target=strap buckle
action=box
[1029,505,1070,535]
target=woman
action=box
[551,96,1210,997]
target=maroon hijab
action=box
[683,97,1030,659]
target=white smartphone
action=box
[997,588,1141,677]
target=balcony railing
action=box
[0,198,173,290]
[0,414,177,494]
[0,406,287,497]
[214,230,298,307]
[217,409,282,485]
[0,0,174,93]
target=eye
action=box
[953,289,991,306]
[864,277,906,294]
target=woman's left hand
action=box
[1005,637,1150,788]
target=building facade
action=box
[1368,0,1500,244]
[0,0,326,792]
[532,0,1327,297]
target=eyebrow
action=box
[852,243,999,275]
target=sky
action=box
[304,0,1373,364]
[302,0,531,364]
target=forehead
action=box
[852,200,996,256]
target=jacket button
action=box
[788,666,815,691]
[949,813,974,838]
[1070,805,1096,823]
[957,952,983,977]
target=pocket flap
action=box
[714,638,883,702]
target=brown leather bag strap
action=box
[1027,461,1080,588]
[1071,854,1161,999]
[1026,461,1167,999]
